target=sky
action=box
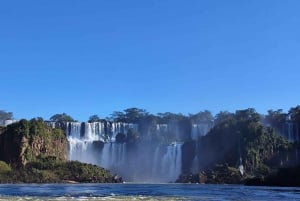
[0,0,300,121]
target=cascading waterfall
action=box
[152,143,182,182]
[100,142,127,170]
[282,122,299,142]
[162,143,182,182]
[66,122,136,167]
[64,121,182,182]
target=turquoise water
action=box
[0,183,299,200]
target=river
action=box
[0,183,299,200]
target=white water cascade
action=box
[66,122,137,167]
[162,143,182,182]
[282,122,299,142]
[47,121,184,182]
[152,143,182,182]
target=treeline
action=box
[2,106,300,144]
[2,106,300,130]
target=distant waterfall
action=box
[47,121,183,182]
[100,142,127,170]
[282,122,299,142]
[152,143,182,182]
[162,143,182,182]
[65,122,137,167]
[61,122,182,182]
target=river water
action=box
[0,183,299,200]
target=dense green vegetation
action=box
[0,157,118,183]
[0,118,67,166]
[50,113,75,122]
[178,108,300,184]
[0,119,118,183]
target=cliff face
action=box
[0,119,67,166]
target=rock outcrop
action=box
[0,119,67,166]
[0,119,119,183]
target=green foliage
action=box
[0,157,116,183]
[110,108,148,123]
[198,108,291,177]
[110,111,126,122]
[0,119,67,166]
[0,161,11,173]
[289,105,300,122]
[50,113,75,122]
[177,163,243,184]
[264,109,288,134]
[214,111,234,126]
[88,115,101,123]
[189,110,213,124]
[206,164,243,184]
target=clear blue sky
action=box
[1,0,299,121]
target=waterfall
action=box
[156,124,168,133]
[152,147,160,175]
[282,122,298,142]
[67,122,82,139]
[68,137,95,164]
[100,142,126,170]
[191,155,199,174]
[0,119,18,126]
[151,143,182,182]
[66,122,141,177]
[55,121,183,182]
[166,143,182,182]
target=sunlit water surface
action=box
[0,183,300,201]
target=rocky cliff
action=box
[0,119,119,183]
[0,119,67,166]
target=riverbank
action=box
[0,159,122,184]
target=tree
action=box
[214,111,234,125]
[110,111,126,122]
[235,108,260,122]
[88,115,101,123]
[289,106,300,123]
[189,110,213,124]
[157,112,186,124]
[110,108,148,123]
[264,109,288,134]
[124,108,148,123]
[50,113,75,122]
[0,110,13,120]
[288,106,300,141]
